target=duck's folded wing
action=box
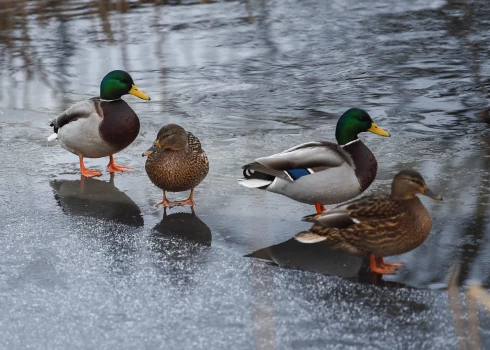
[255,141,352,171]
[50,99,99,132]
[303,194,404,228]
[302,207,358,229]
[341,194,403,220]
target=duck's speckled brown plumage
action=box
[145,132,209,192]
[295,170,442,261]
[303,194,432,257]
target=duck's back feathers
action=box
[302,194,403,229]
[256,141,352,171]
[50,99,99,133]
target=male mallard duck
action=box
[143,124,209,208]
[47,70,150,177]
[239,108,390,213]
[295,169,443,274]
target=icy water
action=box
[1,0,490,348]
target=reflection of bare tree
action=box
[96,0,115,43]
[447,264,490,350]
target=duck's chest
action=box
[145,150,208,192]
[342,140,377,191]
[98,99,140,150]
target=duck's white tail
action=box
[47,133,58,141]
[238,178,272,188]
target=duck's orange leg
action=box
[107,155,132,173]
[314,202,326,213]
[156,189,196,208]
[156,191,173,208]
[369,254,401,274]
[79,156,101,178]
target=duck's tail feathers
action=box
[294,231,327,244]
[238,178,272,189]
[47,133,58,141]
[302,213,320,222]
[239,161,277,189]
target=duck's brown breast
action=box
[98,99,140,152]
[145,142,209,193]
[364,197,432,257]
[342,140,377,192]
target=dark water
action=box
[1,0,490,348]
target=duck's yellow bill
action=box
[129,85,151,101]
[368,123,390,137]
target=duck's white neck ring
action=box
[340,139,360,148]
[100,98,121,102]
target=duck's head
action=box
[142,124,188,156]
[391,169,443,201]
[335,108,390,145]
[100,70,151,101]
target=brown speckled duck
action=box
[47,70,150,177]
[143,124,209,208]
[294,170,443,274]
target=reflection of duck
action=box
[246,238,406,287]
[247,238,366,278]
[50,175,143,227]
[152,209,212,246]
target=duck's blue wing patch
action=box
[286,168,313,180]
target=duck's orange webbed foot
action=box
[314,202,326,213]
[107,155,132,173]
[369,255,402,275]
[156,190,196,208]
[79,156,102,178]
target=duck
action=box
[143,124,209,208]
[239,108,390,213]
[47,70,150,177]
[294,169,443,274]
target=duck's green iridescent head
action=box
[335,108,390,145]
[100,70,151,101]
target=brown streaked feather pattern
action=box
[145,132,209,192]
[98,99,140,151]
[303,194,432,257]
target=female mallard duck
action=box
[143,124,209,208]
[295,169,443,274]
[239,108,390,213]
[47,70,150,177]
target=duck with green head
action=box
[48,70,150,177]
[239,108,390,213]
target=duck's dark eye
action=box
[411,179,424,186]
